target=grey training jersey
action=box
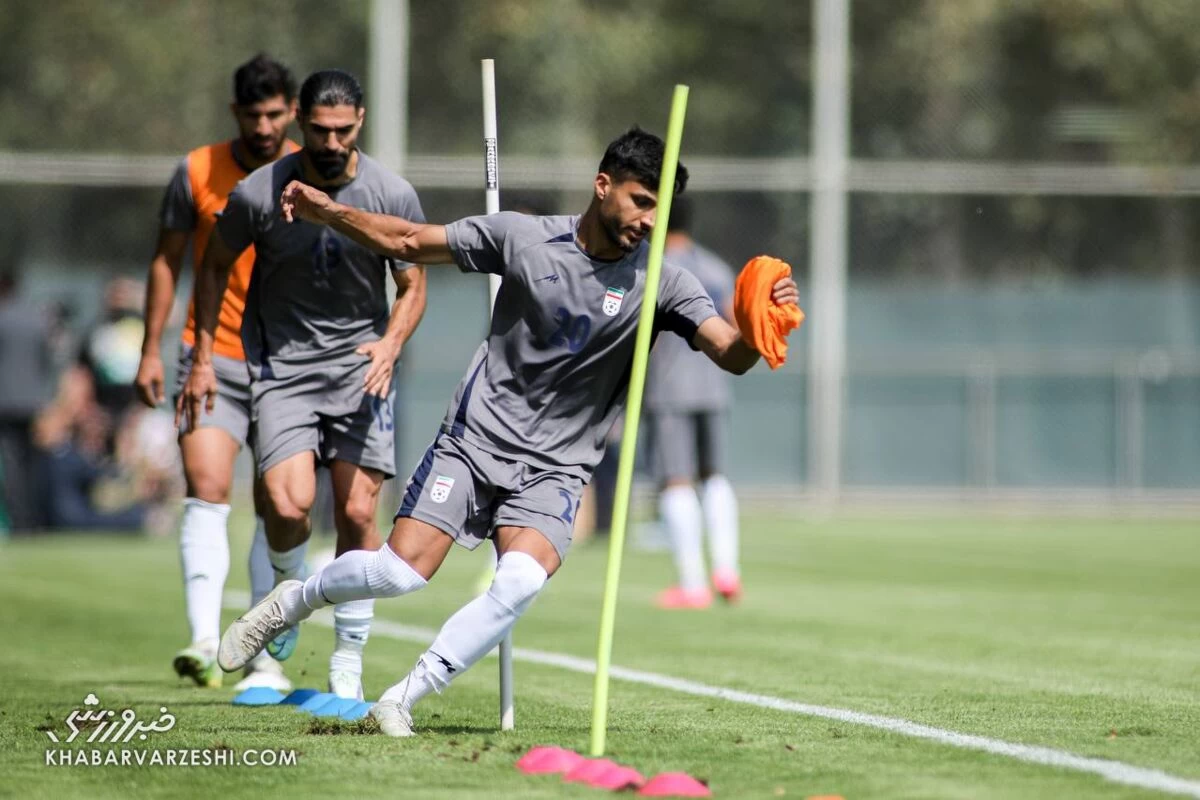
[159,159,197,231]
[644,241,735,411]
[215,151,425,378]
[442,212,719,479]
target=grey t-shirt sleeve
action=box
[213,177,259,253]
[656,262,720,348]
[444,212,529,276]
[158,158,196,232]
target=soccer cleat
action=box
[173,641,222,688]
[218,580,303,673]
[711,569,743,604]
[266,624,300,662]
[234,653,293,693]
[369,700,414,737]
[655,586,713,610]
[328,669,364,701]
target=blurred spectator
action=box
[0,270,55,531]
[80,276,146,420]
[32,365,179,533]
[24,275,182,534]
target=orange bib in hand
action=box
[733,255,805,370]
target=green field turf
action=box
[2,515,1198,799]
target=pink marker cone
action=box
[639,772,713,797]
[563,757,620,784]
[514,746,585,775]
[587,764,647,791]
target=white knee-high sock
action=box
[331,598,374,675]
[248,517,274,606]
[660,485,706,590]
[379,551,546,710]
[702,475,740,576]
[267,542,308,585]
[179,498,231,644]
[293,545,427,617]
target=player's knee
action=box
[265,488,311,530]
[185,471,232,505]
[489,551,548,616]
[340,493,378,534]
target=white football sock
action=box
[379,551,546,710]
[248,517,273,606]
[267,542,307,584]
[660,485,706,590]
[331,598,374,675]
[179,498,231,644]
[297,544,427,613]
[702,475,740,576]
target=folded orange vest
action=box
[733,255,805,369]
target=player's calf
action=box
[373,551,548,735]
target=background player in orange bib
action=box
[135,54,299,692]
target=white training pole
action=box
[482,58,514,732]
[483,60,503,306]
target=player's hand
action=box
[175,360,218,431]
[356,339,401,398]
[771,276,800,307]
[134,352,165,408]
[281,180,336,225]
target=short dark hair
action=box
[666,195,693,233]
[598,126,689,196]
[233,53,296,105]
[299,69,364,115]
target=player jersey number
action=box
[371,395,395,433]
[549,307,591,354]
[311,231,343,288]
[557,488,580,523]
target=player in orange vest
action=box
[135,54,299,692]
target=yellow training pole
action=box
[589,84,689,757]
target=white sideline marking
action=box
[224,591,1200,797]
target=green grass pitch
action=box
[1,514,1197,799]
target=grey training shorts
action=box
[173,346,253,447]
[252,358,397,478]
[645,409,729,483]
[395,433,583,562]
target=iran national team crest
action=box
[603,287,626,317]
[430,475,455,504]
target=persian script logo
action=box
[45,694,176,745]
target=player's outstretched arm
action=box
[693,275,801,375]
[135,228,188,407]
[281,180,453,265]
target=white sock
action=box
[379,551,546,710]
[267,542,308,585]
[702,475,740,576]
[660,485,706,590]
[248,517,273,606]
[331,598,374,675]
[179,498,231,644]
[298,544,427,612]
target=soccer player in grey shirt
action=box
[178,70,428,702]
[644,197,743,609]
[217,127,800,736]
[135,54,299,694]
